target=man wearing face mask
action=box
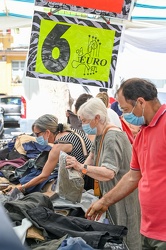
[85,78,166,250]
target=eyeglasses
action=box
[79,118,91,124]
[34,131,45,137]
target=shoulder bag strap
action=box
[95,125,118,165]
[70,130,88,157]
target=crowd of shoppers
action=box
[1,77,165,249]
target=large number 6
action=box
[42,23,71,72]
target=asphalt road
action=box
[2,126,21,139]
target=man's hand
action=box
[85,197,109,221]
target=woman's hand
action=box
[2,183,26,194]
[66,155,83,172]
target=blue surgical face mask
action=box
[123,104,145,126]
[82,123,97,135]
[36,136,48,145]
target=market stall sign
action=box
[36,21,115,82]
[26,11,123,88]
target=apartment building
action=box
[0,29,28,95]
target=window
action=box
[12,61,25,83]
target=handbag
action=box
[94,125,118,197]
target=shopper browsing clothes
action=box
[66,97,141,250]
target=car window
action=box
[0,98,8,104]
[0,97,21,105]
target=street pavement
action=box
[2,126,21,139]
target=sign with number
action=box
[26,11,123,88]
[48,0,124,13]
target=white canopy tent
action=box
[0,0,34,30]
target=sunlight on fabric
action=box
[115,42,166,83]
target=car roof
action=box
[0,95,22,98]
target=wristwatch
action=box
[82,164,88,175]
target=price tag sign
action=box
[27,11,123,88]
[36,20,115,82]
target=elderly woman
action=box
[14,114,93,193]
[66,98,141,250]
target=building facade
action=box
[0,29,27,95]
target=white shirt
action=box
[107,108,122,129]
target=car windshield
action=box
[0,97,21,105]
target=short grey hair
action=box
[32,114,70,134]
[77,97,109,124]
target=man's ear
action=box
[137,97,146,108]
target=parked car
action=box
[0,95,26,127]
[0,107,4,138]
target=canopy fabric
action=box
[0,0,34,29]
[123,26,166,53]
[131,0,166,22]
[1,0,166,82]
[1,0,166,29]
[115,43,166,80]
[1,1,166,55]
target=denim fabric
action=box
[26,206,127,249]
[19,167,58,193]
[22,141,52,159]
[58,237,94,250]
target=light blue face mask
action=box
[82,123,97,135]
[123,104,145,126]
[123,113,145,126]
[36,136,48,145]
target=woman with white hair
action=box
[66,97,141,250]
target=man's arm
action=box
[85,169,141,221]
